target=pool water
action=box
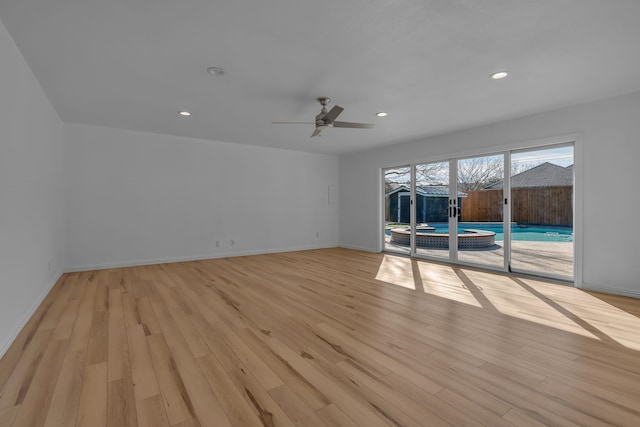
[387,223,573,242]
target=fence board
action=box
[461,186,573,226]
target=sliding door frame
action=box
[507,142,576,282]
[379,133,582,287]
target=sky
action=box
[511,145,574,167]
[385,145,574,185]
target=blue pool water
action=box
[387,223,573,242]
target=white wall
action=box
[339,91,640,298]
[63,124,339,270]
[0,19,64,356]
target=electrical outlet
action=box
[215,240,220,248]
[230,239,235,246]
[315,231,320,238]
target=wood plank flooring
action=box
[1,248,640,426]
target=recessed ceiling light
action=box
[376,112,388,117]
[178,111,191,116]
[206,66,225,76]
[491,71,509,80]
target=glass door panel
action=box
[509,145,574,279]
[456,154,505,269]
[383,166,411,255]
[413,161,450,260]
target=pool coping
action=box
[390,227,497,248]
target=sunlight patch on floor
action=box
[417,263,483,307]
[376,254,640,349]
[376,255,482,307]
[375,255,415,289]
[515,281,640,351]
[457,269,600,340]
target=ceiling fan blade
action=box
[311,128,322,138]
[320,105,344,123]
[332,121,374,129]
[272,121,315,124]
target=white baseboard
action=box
[338,243,379,253]
[581,283,640,299]
[64,243,338,272]
[0,270,63,359]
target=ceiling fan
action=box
[272,97,374,137]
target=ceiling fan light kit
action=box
[273,97,375,138]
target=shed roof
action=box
[485,162,573,189]
[386,185,467,198]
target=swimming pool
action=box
[386,223,573,242]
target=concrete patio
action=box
[385,236,574,278]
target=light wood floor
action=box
[1,248,640,427]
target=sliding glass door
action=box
[456,154,506,269]
[411,154,507,271]
[383,166,411,255]
[509,145,574,279]
[381,142,575,282]
[413,161,451,261]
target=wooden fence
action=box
[461,186,573,226]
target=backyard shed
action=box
[386,185,467,224]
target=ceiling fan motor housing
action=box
[272,96,373,137]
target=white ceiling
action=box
[2,0,640,155]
